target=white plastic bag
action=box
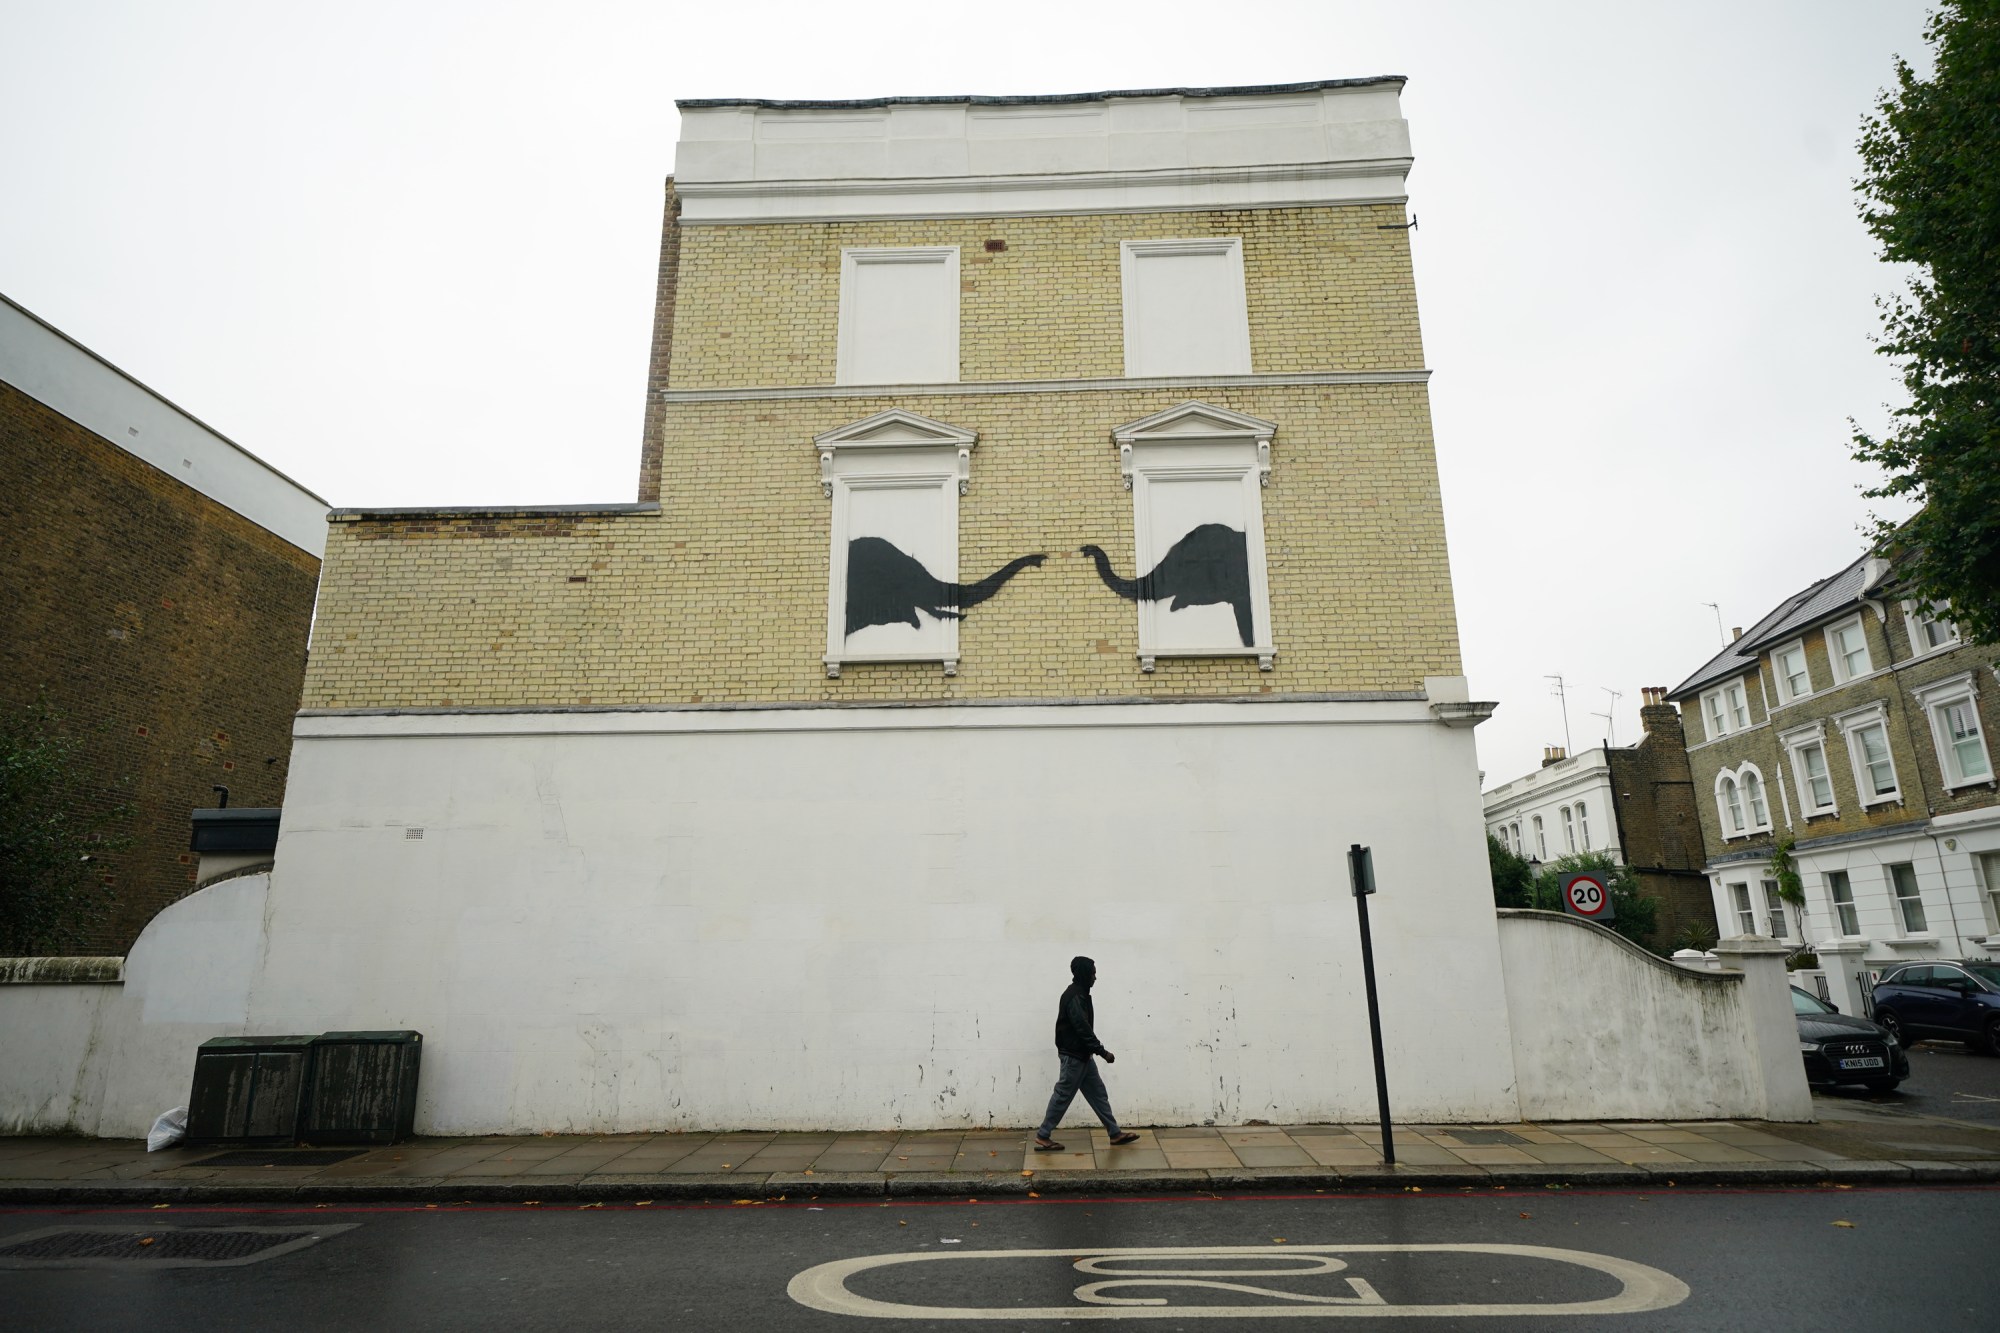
[147,1105,187,1152]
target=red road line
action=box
[4,1182,1995,1217]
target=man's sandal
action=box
[1033,1137,1064,1151]
[1108,1132,1141,1146]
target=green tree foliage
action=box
[1529,852,1662,953]
[1487,834,1534,908]
[1852,2,2000,644]
[0,699,127,954]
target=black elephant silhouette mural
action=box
[1080,523,1254,647]
[845,537,1046,636]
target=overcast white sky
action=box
[0,1,1930,782]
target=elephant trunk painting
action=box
[1080,523,1254,647]
[845,537,1046,636]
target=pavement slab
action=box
[7,1102,2000,1202]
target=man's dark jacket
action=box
[1054,983,1107,1059]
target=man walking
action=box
[1034,955,1141,1151]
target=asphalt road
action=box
[1824,1037,2000,1123]
[4,1185,1996,1331]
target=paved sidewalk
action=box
[4,1108,1997,1203]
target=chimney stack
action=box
[1637,686,1684,745]
[1541,745,1568,767]
[1731,627,1743,642]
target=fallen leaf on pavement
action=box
[138,1237,155,1246]
[1833,1220,1856,1228]
[1028,1191,1040,1198]
[1271,1238,1287,1244]
[1519,1213,1532,1219]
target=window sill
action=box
[1139,647,1275,673]
[824,653,960,679]
[1883,935,1939,950]
[1860,794,1903,809]
[1941,776,1997,793]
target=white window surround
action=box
[1902,599,1960,656]
[1911,671,1994,790]
[1831,701,1901,807]
[1727,881,1756,935]
[815,409,978,678]
[1717,773,1746,837]
[1120,238,1252,379]
[1773,640,1812,704]
[1111,401,1276,672]
[1560,805,1575,853]
[1532,815,1546,859]
[835,246,960,387]
[1826,615,1873,685]
[1701,680,1753,739]
[1713,762,1773,839]
[1779,720,1838,817]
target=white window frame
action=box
[1888,861,1928,935]
[1833,701,1901,807]
[1560,805,1576,853]
[1119,238,1252,378]
[1772,639,1812,704]
[835,246,961,387]
[1825,869,1861,937]
[1740,765,1771,831]
[814,409,978,678]
[1110,401,1276,672]
[1725,681,1750,731]
[1825,615,1874,685]
[1761,878,1790,940]
[1911,671,1993,789]
[1727,881,1756,935]
[1973,851,2000,935]
[1716,772,1746,838]
[1575,801,1590,850]
[1703,689,1729,739]
[1532,815,1546,859]
[1902,599,1960,657]
[1779,720,1838,817]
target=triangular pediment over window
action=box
[1112,401,1276,446]
[813,409,978,451]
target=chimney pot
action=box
[1731,626,1743,642]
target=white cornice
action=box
[674,160,1412,225]
[658,368,1430,404]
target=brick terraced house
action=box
[1667,550,2000,1017]
[0,295,325,952]
[67,79,1529,1134]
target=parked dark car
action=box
[1870,961,2000,1055]
[1793,985,1908,1091]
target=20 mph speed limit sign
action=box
[1561,871,1616,922]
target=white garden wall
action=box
[1498,909,1811,1122]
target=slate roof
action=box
[679,78,1405,111]
[1667,551,1875,700]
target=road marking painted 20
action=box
[788,1243,1691,1319]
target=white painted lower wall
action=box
[8,699,1524,1137]
[1,701,1818,1138]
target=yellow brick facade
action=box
[301,196,1463,711]
[666,206,1424,389]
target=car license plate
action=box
[1838,1056,1885,1070]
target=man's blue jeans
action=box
[1037,1052,1120,1138]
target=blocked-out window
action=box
[1532,815,1546,859]
[1101,402,1275,671]
[815,409,1028,679]
[1120,239,1252,378]
[1576,801,1590,850]
[1827,616,1873,683]
[837,247,960,386]
[1826,870,1860,936]
[1889,862,1927,933]
[1561,806,1576,852]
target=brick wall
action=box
[0,382,320,952]
[1606,701,1712,945]
[637,178,680,505]
[658,204,1424,391]
[305,380,1460,708]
